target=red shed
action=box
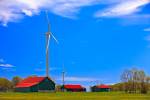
[91,84,111,92]
[62,84,86,92]
[97,84,111,89]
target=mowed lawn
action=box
[0,92,150,100]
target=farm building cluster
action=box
[15,76,111,92]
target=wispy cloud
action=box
[1,0,149,26]
[0,64,14,68]
[0,58,15,69]
[35,67,62,72]
[0,0,99,26]
[144,28,150,32]
[95,0,150,18]
[57,76,100,82]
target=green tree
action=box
[0,78,12,92]
[138,70,147,94]
[12,76,22,87]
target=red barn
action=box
[62,84,86,92]
[91,84,111,92]
[15,76,55,92]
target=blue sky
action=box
[0,0,150,87]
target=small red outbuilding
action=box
[91,84,111,92]
[97,84,111,89]
[62,84,86,92]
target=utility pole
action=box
[62,64,65,92]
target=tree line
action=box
[0,76,22,92]
[111,68,150,94]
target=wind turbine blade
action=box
[46,11,50,32]
[51,32,59,44]
[46,34,51,53]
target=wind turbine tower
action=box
[45,11,58,77]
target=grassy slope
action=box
[0,92,150,100]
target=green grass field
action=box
[0,92,150,100]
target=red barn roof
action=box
[64,85,84,89]
[16,77,46,88]
[96,85,111,89]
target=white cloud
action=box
[144,28,150,32]
[0,58,15,68]
[1,0,149,25]
[95,0,150,17]
[35,67,61,72]
[0,64,14,68]
[57,76,99,82]
[0,0,99,26]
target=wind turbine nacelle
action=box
[46,32,50,35]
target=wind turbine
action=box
[62,64,65,91]
[45,11,58,77]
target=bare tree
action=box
[121,69,133,93]
[121,68,149,94]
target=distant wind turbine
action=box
[45,11,58,77]
[62,64,66,92]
